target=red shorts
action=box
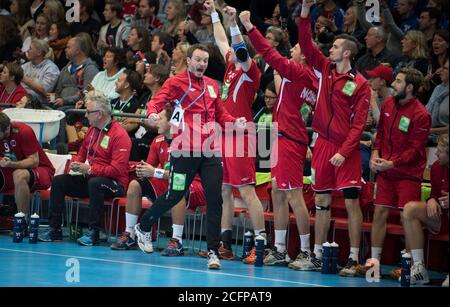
[0,167,53,192]
[270,136,306,190]
[187,179,206,211]
[311,137,362,191]
[148,177,169,197]
[222,133,256,187]
[374,175,422,209]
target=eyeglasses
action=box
[264,95,277,101]
[86,109,101,115]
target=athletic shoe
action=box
[242,247,256,264]
[263,247,289,266]
[77,229,100,246]
[356,258,379,276]
[134,223,153,253]
[38,227,63,242]
[218,242,234,260]
[410,262,430,285]
[389,268,402,280]
[161,238,184,256]
[110,232,137,250]
[442,274,449,287]
[207,250,221,270]
[288,250,322,271]
[339,258,361,277]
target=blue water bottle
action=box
[254,235,265,267]
[321,242,331,274]
[330,242,339,274]
[243,231,254,258]
[13,212,25,243]
[401,252,412,287]
[29,213,39,244]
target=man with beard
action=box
[361,67,431,278]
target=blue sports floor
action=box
[0,233,445,287]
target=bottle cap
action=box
[255,235,265,241]
[322,242,331,247]
[31,213,39,218]
[402,252,411,259]
[330,242,339,247]
[244,231,253,236]
[14,212,25,218]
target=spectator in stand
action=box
[402,134,448,286]
[151,31,174,65]
[21,13,50,55]
[161,0,186,38]
[423,31,449,101]
[21,39,60,104]
[42,0,65,24]
[175,19,188,44]
[427,0,448,29]
[170,42,189,76]
[418,7,441,49]
[341,5,365,45]
[126,26,151,67]
[48,22,71,70]
[135,50,157,79]
[310,0,345,31]
[395,0,419,32]
[98,1,131,52]
[0,63,27,106]
[133,0,162,34]
[0,16,23,63]
[9,0,35,41]
[30,0,44,20]
[394,30,429,78]
[69,0,102,45]
[366,64,394,125]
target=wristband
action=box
[153,168,165,179]
[211,12,220,24]
[230,25,241,37]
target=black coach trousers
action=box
[140,151,223,254]
[49,174,125,230]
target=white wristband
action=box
[211,12,220,24]
[153,168,165,179]
[230,25,241,37]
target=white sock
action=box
[255,229,267,245]
[300,234,311,252]
[125,213,139,239]
[314,244,323,260]
[172,224,184,244]
[349,247,359,263]
[371,247,382,260]
[411,249,424,264]
[274,230,286,253]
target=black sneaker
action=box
[38,227,63,242]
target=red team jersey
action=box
[0,122,55,191]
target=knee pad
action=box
[342,187,360,199]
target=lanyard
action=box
[113,96,133,112]
[0,86,17,104]
[175,72,206,110]
[86,121,110,165]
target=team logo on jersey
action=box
[10,140,16,147]
[398,116,411,132]
[221,82,230,101]
[207,85,217,98]
[342,81,357,96]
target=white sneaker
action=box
[410,262,429,285]
[207,250,221,270]
[134,223,153,253]
[442,274,449,287]
[288,251,322,271]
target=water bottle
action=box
[254,235,265,267]
[243,231,254,258]
[13,212,26,243]
[321,242,331,274]
[401,252,412,287]
[330,242,339,274]
[28,213,39,244]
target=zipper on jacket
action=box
[387,105,400,160]
[326,75,336,139]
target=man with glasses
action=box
[39,94,132,246]
[240,10,319,268]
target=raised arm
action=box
[224,6,252,72]
[204,0,229,61]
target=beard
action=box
[393,88,407,103]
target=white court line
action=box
[0,247,330,287]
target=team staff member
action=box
[299,0,371,276]
[135,44,246,270]
[0,112,55,228]
[39,94,131,246]
[111,106,205,256]
[240,11,319,269]
[362,68,431,277]
[204,0,265,263]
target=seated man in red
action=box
[402,134,448,285]
[0,111,55,233]
[110,105,205,255]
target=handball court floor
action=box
[0,233,446,287]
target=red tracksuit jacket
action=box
[373,96,431,181]
[73,119,131,189]
[146,70,236,153]
[298,15,370,158]
[247,26,318,146]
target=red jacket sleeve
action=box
[214,96,236,127]
[146,139,159,166]
[373,103,386,152]
[298,15,331,73]
[391,110,431,167]
[247,27,308,80]
[146,77,174,116]
[90,132,131,179]
[338,82,371,158]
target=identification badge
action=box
[208,85,217,98]
[172,172,186,191]
[170,105,185,127]
[221,82,230,100]
[134,125,147,139]
[398,116,411,132]
[100,135,110,149]
[342,81,356,96]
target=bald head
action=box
[365,26,387,50]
